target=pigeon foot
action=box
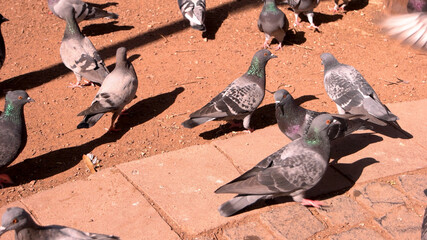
[301,199,323,208]
[307,24,319,29]
[0,174,13,188]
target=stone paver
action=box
[376,205,423,239]
[317,195,368,226]
[260,204,325,239]
[21,169,179,240]
[222,221,277,240]
[399,174,427,203]
[0,202,29,240]
[117,144,244,236]
[328,227,386,240]
[353,181,407,217]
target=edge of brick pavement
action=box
[0,99,426,240]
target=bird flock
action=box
[0,0,424,239]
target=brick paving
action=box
[1,99,426,240]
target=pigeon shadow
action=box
[221,157,378,216]
[311,12,344,27]
[203,7,229,40]
[281,29,306,46]
[3,87,184,186]
[344,0,369,12]
[82,21,134,37]
[330,133,383,163]
[367,123,413,139]
[87,1,118,9]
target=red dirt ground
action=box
[0,0,426,207]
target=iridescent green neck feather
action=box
[2,101,22,124]
[264,1,279,13]
[246,57,265,78]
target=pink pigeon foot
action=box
[107,127,121,132]
[120,108,129,116]
[0,174,13,188]
[301,199,323,208]
[243,128,255,133]
[274,43,283,51]
[307,24,319,29]
[228,121,243,129]
[68,82,83,88]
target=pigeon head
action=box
[309,114,336,134]
[320,53,339,68]
[0,14,8,24]
[274,89,293,104]
[5,90,34,107]
[246,49,277,78]
[0,207,36,236]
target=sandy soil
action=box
[0,0,426,208]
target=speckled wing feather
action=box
[48,0,118,22]
[39,225,120,239]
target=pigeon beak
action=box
[0,226,6,236]
[270,53,278,59]
[27,97,35,103]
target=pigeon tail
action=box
[86,6,119,20]
[77,113,104,129]
[218,195,266,217]
[181,117,214,128]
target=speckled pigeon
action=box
[77,47,138,131]
[60,7,109,87]
[0,14,8,70]
[215,114,337,217]
[274,89,365,141]
[283,0,320,28]
[0,90,34,186]
[0,207,120,239]
[178,0,206,31]
[320,53,407,134]
[181,49,277,132]
[48,0,118,23]
[380,0,426,51]
[258,0,289,50]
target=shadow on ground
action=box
[4,87,184,186]
[82,21,134,37]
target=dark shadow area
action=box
[330,133,383,163]
[280,29,306,46]
[344,0,369,12]
[87,1,118,9]
[82,21,134,36]
[330,157,379,182]
[203,6,229,40]
[0,0,262,98]
[367,122,413,139]
[221,157,378,217]
[3,87,184,186]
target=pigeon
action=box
[60,7,109,88]
[422,207,427,240]
[0,14,8,70]
[379,0,426,51]
[48,0,118,23]
[320,53,408,135]
[215,114,337,217]
[332,0,349,12]
[282,0,320,29]
[258,0,290,50]
[77,47,138,131]
[0,90,34,186]
[181,49,277,132]
[274,89,365,141]
[178,0,206,31]
[0,207,120,239]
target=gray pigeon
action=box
[283,0,320,28]
[48,0,118,23]
[258,0,289,50]
[380,0,426,51]
[60,7,109,88]
[274,89,365,140]
[215,114,337,217]
[0,207,120,239]
[0,90,34,186]
[181,49,277,132]
[178,0,206,31]
[77,47,138,131]
[320,53,407,134]
[0,14,8,70]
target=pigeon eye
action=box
[326,120,331,125]
[12,219,18,224]
[264,53,268,56]
[18,96,23,100]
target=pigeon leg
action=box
[107,112,121,132]
[68,74,83,88]
[274,42,284,51]
[0,174,13,188]
[263,34,271,49]
[301,199,323,208]
[306,13,318,29]
[119,108,129,116]
[293,13,300,27]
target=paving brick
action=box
[399,174,427,203]
[117,144,244,236]
[0,201,28,240]
[386,99,427,147]
[317,195,368,226]
[353,181,407,217]
[331,131,426,183]
[22,169,179,240]
[222,221,277,240]
[376,205,422,239]
[260,204,325,239]
[212,125,290,172]
[328,227,385,240]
